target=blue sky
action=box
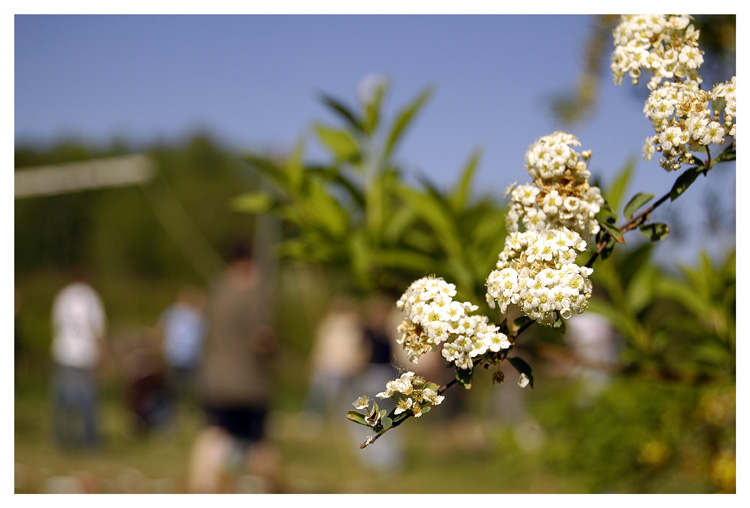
[14,14,736,264]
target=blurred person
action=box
[188,241,280,493]
[157,286,207,404]
[565,313,619,404]
[302,294,367,425]
[121,330,170,436]
[49,266,107,450]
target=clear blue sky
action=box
[14,14,736,265]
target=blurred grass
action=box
[14,267,732,494]
[15,359,730,493]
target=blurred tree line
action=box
[14,134,260,366]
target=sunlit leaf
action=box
[383,86,433,160]
[318,93,363,133]
[717,147,736,162]
[230,192,275,213]
[450,149,481,212]
[456,366,473,389]
[670,165,705,201]
[640,222,670,242]
[313,124,360,162]
[623,192,654,220]
[604,158,634,211]
[508,357,534,388]
[346,411,369,426]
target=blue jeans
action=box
[52,364,98,448]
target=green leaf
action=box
[348,229,371,288]
[286,138,306,193]
[308,179,348,237]
[374,249,439,272]
[396,184,462,260]
[383,86,433,160]
[552,314,567,334]
[346,411,369,427]
[623,192,655,220]
[318,93,363,133]
[313,124,360,162]
[230,192,275,213]
[420,406,431,414]
[456,366,474,389]
[670,165,706,201]
[508,357,534,388]
[381,417,393,430]
[600,238,617,260]
[604,158,635,211]
[362,81,387,136]
[424,382,441,392]
[450,149,481,212]
[596,214,625,243]
[717,147,736,162]
[513,315,533,333]
[640,222,670,242]
[712,97,727,118]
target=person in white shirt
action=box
[50,267,107,449]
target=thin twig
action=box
[585,142,735,268]
[360,315,534,448]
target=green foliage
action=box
[623,192,654,219]
[670,164,707,201]
[237,84,507,302]
[589,242,735,378]
[639,222,670,242]
[508,357,534,388]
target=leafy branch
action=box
[587,141,736,268]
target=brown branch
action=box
[359,316,534,448]
[585,141,736,268]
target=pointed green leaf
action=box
[552,314,567,333]
[670,165,705,201]
[605,158,634,211]
[717,147,736,162]
[456,366,474,389]
[640,222,670,242]
[363,81,387,135]
[383,86,434,160]
[600,237,617,260]
[712,97,727,119]
[308,179,348,237]
[230,192,275,213]
[346,411,369,427]
[508,357,534,389]
[286,138,306,193]
[313,124,360,162]
[513,315,533,333]
[374,249,439,272]
[623,192,655,220]
[318,93,363,133]
[450,149,481,212]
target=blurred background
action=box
[13,14,735,494]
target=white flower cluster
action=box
[376,371,444,418]
[643,78,736,171]
[396,276,510,367]
[507,132,604,243]
[486,228,593,326]
[713,76,737,138]
[611,14,703,90]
